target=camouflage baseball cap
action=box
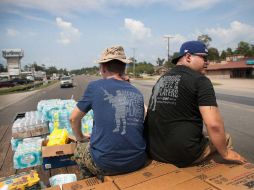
[97,45,132,64]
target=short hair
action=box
[101,60,126,75]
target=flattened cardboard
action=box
[63,179,119,190]
[105,160,166,182]
[63,177,101,189]
[172,177,219,190]
[113,164,178,189]
[206,163,254,190]
[42,137,76,157]
[122,169,193,190]
[183,154,238,180]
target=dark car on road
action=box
[0,80,15,88]
[11,78,30,85]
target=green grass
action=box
[0,80,58,95]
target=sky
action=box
[0,0,254,70]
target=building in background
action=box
[206,57,254,79]
[2,49,24,79]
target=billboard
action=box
[2,49,24,58]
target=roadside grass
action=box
[0,80,58,95]
[212,82,221,86]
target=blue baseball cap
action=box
[172,41,208,64]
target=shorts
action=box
[72,142,103,179]
[193,133,233,164]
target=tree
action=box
[220,50,227,60]
[59,68,68,76]
[0,63,7,72]
[197,34,212,47]
[46,66,58,75]
[235,41,254,57]
[31,62,44,71]
[156,58,165,66]
[23,64,30,71]
[226,48,233,56]
[208,47,220,62]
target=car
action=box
[26,76,35,82]
[60,76,73,88]
[0,80,15,88]
[11,78,30,85]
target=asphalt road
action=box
[0,75,253,163]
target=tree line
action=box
[1,35,253,75]
[164,35,254,68]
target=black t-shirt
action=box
[145,65,217,167]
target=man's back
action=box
[77,78,146,173]
[145,65,217,167]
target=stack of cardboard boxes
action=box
[46,155,254,190]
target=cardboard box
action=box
[172,177,219,190]
[113,164,178,189]
[183,154,238,180]
[44,186,61,190]
[105,160,166,182]
[206,163,254,190]
[48,177,119,190]
[42,155,76,170]
[42,136,76,157]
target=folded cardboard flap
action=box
[206,163,254,190]
[42,136,77,157]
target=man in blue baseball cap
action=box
[145,40,246,167]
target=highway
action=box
[0,75,253,162]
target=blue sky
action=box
[0,0,254,70]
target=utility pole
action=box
[163,35,174,63]
[132,48,136,77]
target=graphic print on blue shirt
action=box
[77,79,146,173]
[102,88,144,135]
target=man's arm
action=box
[199,106,247,164]
[70,107,86,142]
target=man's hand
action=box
[223,149,247,164]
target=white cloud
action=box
[56,17,81,45]
[6,28,19,36]
[124,18,151,40]
[205,21,254,49]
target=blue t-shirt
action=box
[77,78,147,174]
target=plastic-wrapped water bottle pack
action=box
[37,99,76,122]
[82,110,94,136]
[12,111,48,138]
[37,99,94,136]
[13,137,44,169]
